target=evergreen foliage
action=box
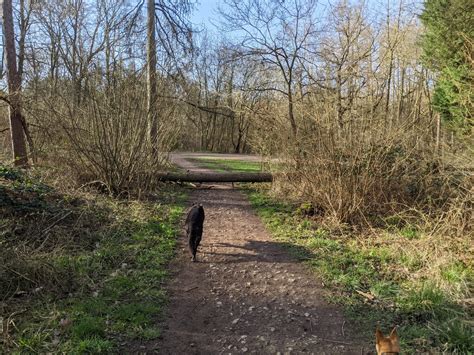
[420,0,474,134]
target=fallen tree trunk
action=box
[156,171,273,183]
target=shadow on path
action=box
[132,187,369,354]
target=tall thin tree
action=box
[2,0,28,166]
[147,0,158,152]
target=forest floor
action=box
[148,154,369,354]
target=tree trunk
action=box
[3,0,28,167]
[397,67,405,123]
[287,88,297,138]
[385,53,393,127]
[336,70,344,130]
[156,171,273,183]
[147,0,158,152]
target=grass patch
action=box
[190,157,264,172]
[73,338,114,354]
[0,164,186,353]
[72,316,106,340]
[399,225,420,240]
[244,187,473,353]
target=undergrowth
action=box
[0,164,186,353]
[245,187,473,353]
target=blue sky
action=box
[191,0,221,28]
[189,0,424,32]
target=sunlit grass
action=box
[190,157,264,172]
[1,165,186,353]
[245,188,473,353]
[11,200,185,353]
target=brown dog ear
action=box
[375,327,384,342]
[389,327,398,340]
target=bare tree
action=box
[317,1,373,131]
[146,0,194,152]
[220,0,319,140]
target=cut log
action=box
[156,171,272,183]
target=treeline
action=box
[0,0,472,226]
[1,0,196,191]
[211,0,472,226]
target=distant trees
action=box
[206,0,473,222]
[420,0,474,135]
[316,0,373,131]
[148,0,194,152]
[0,0,197,190]
[0,0,471,203]
[180,33,257,153]
[220,0,319,140]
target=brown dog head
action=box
[375,327,400,355]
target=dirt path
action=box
[153,156,369,354]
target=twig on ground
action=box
[38,210,73,240]
[321,338,352,345]
[7,268,36,284]
[355,289,375,301]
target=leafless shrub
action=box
[252,91,473,231]
[26,74,177,194]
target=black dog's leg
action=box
[191,237,197,262]
[188,232,196,261]
[192,234,202,262]
[185,205,204,263]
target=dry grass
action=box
[0,166,116,300]
[0,164,186,352]
[264,116,473,233]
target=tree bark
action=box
[156,171,273,183]
[147,0,158,152]
[336,70,344,130]
[3,0,28,167]
[287,86,298,138]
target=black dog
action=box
[185,204,205,262]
